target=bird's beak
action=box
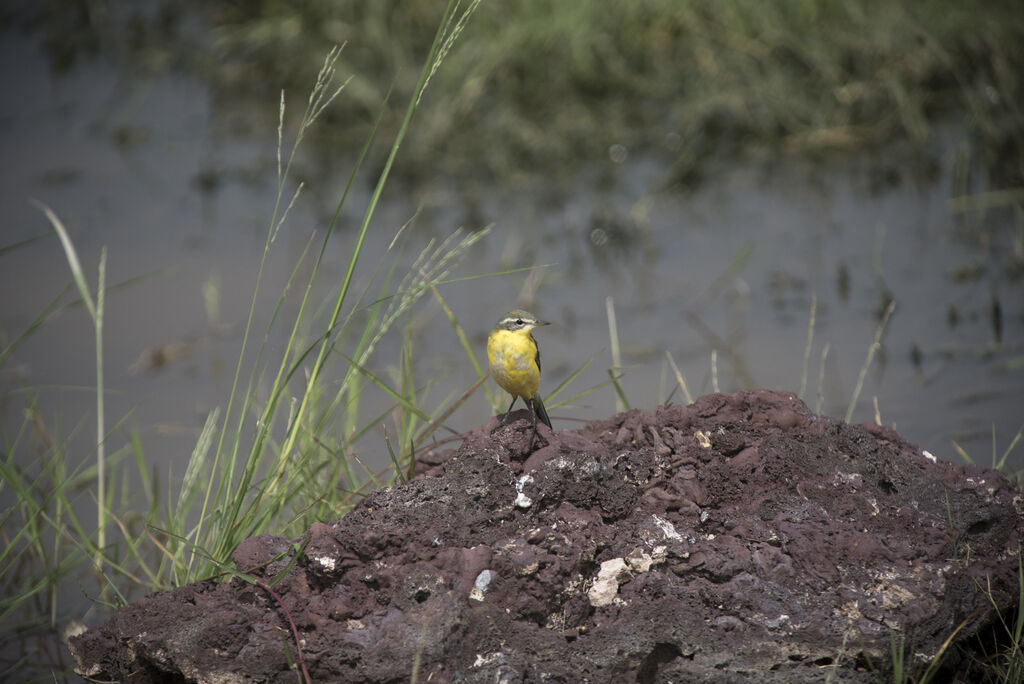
[536,319,551,326]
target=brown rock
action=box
[69,391,1023,682]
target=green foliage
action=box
[35,0,1019,187]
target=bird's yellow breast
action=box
[487,328,541,399]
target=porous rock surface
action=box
[70,390,1023,682]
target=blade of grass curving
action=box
[334,232,492,452]
[606,296,623,411]
[0,230,52,256]
[0,281,73,366]
[296,0,486,456]
[276,0,465,470]
[689,240,755,313]
[799,294,817,399]
[664,350,694,405]
[711,349,719,393]
[254,91,394,517]
[330,230,489,431]
[342,264,397,443]
[996,423,1023,470]
[333,401,399,457]
[413,374,488,449]
[193,56,356,576]
[127,429,156,519]
[419,0,483,106]
[208,198,353,569]
[192,0,482,575]
[662,383,680,408]
[1011,554,1024,678]
[344,451,385,492]
[686,310,757,389]
[175,409,220,527]
[243,105,386,476]
[889,630,905,683]
[429,264,554,286]
[340,353,431,426]
[383,427,406,484]
[211,214,334,556]
[2,268,166,368]
[429,283,487,387]
[397,334,421,455]
[33,201,108,571]
[335,255,544,421]
[917,612,974,682]
[106,512,161,588]
[989,424,998,471]
[546,349,602,408]
[227,329,330,539]
[952,441,974,465]
[0,464,62,611]
[553,375,621,411]
[845,299,895,423]
[608,369,631,411]
[815,342,830,414]
[325,230,490,456]
[31,202,96,319]
[308,256,399,450]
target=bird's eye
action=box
[515,318,523,325]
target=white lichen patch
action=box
[835,599,862,621]
[588,558,633,607]
[761,613,791,630]
[651,514,683,542]
[312,554,337,572]
[833,471,863,489]
[472,652,504,668]
[514,474,534,508]
[470,569,494,601]
[866,496,880,516]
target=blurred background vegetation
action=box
[13,0,1024,193]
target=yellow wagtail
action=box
[487,309,553,447]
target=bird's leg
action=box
[490,396,519,433]
[502,396,519,425]
[528,401,540,450]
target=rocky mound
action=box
[69,390,1023,682]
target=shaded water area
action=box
[2,3,1023,680]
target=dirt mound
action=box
[69,390,1023,682]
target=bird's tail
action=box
[531,395,553,430]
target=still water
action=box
[0,17,1021,679]
[6,28,1019,471]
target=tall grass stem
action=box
[845,300,896,423]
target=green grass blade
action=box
[952,440,975,466]
[799,294,817,400]
[845,299,896,423]
[608,369,630,411]
[546,349,603,407]
[996,423,1024,470]
[664,350,693,405]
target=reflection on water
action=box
[1,11,1022,680]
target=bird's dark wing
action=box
[531,333,541,373]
